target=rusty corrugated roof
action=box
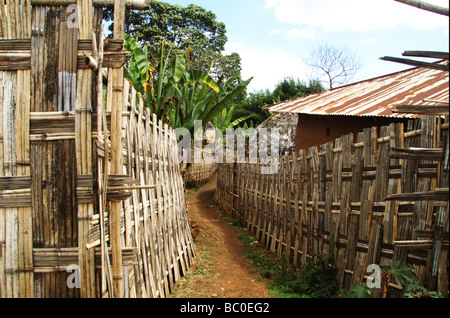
[265,61,449,118]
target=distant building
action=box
[264,61,449,152]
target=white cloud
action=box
[265,0,449,32]
[286,27,316,39]
[269,29,281,36]
[225,43,308,92]
[268,27,316,39]
[361,38,377,45]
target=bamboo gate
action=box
[216,115,449,295]
[0,0,196,298]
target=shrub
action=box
[292,254,340,298]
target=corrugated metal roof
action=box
[265,61,449,118]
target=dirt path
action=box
[170,176,271,298]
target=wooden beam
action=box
[402,51,449,60]
[1,39,123,52]
[394,0,449,16]
[109,0,126,299]
[379,56,449,71]
[392,104,449,116]
[32,247,138,270]
[422,99,449,104]
[390,146,444,160]
[30,0,149,10]
[385,188,449,201]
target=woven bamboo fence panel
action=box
[117,87,196,298]
[182,162,217,186]
[0,0,195,298]
[216,116,449,295]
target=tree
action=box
[123,34,252,136]
[104,1,242,85]
[304,44,362,89]
[272,77,324,102]
[232,77,324,128]
[213,105,251,135]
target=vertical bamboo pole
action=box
[76,0,95,298]
[17,0,32,298]
[1,0,33,298]
[109,0,125,298]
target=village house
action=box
[264,61,449,152]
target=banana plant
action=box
[124,35,218,123]
[213,105,251,134]
[124,34,252,137]
[176,76,252,136]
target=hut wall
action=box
[295,113,410,152]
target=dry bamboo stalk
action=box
[0,0,33,298]
[107,185,156,191]
[31,0,149,9]
[95,24,114,298]
[75,0,95,298]
[394,0,449,16]
[108,0,126,298]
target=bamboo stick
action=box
[394,0,449,16]
[108,0,126,298]
[379,56,449,71]
[75,0,95,298]
[215,116,449,294]
[30,0,149,9]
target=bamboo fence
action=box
[0,0,195,298]
[182,162,217,187]
[216,116,449,295]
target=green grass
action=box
[236,231,340,298]
[185,180,200,189]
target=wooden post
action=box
[109,0,125,298]
[76,0,96,298]
[0,0,33,298]
[30,0,150,9]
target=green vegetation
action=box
[347,260,443,298]
[108,1,325,134]
[185,180,200,189]
[233,222,443,299]
[123,34,252,136]
[105,1,241,86]
[231,77,324,128]
[235,231,340,298]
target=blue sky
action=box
[167,0,449,92]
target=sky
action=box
[167,0,449,93]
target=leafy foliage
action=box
[232,77,324,128]
[212,105,250,136]
[292,254,340,298]
[387,260,416,287]
[123,35,252,136]
[347,260,443,298]
[347,283,374,298]
[104,1,242,86]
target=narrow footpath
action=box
[170,176,271,298]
